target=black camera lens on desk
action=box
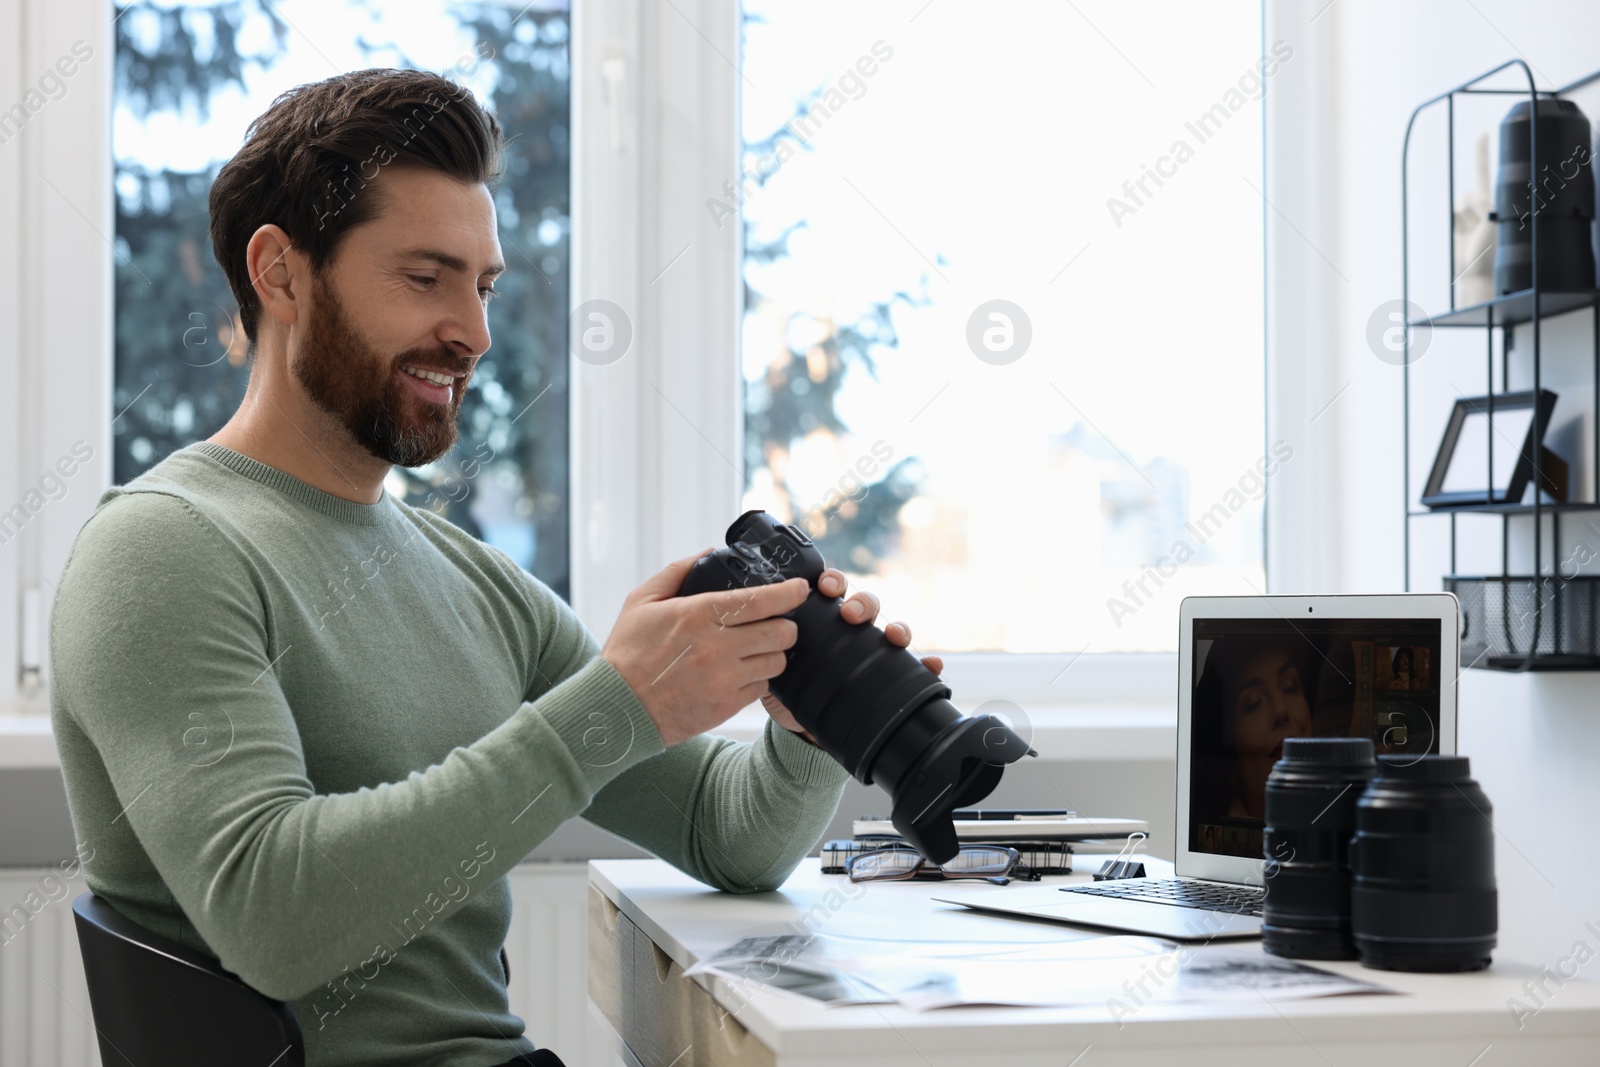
[675,511,1035,864]
[1351,755,1497,973]
[1262,737,1376,960]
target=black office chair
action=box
[71,892,305,1067]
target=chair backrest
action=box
[71,892,304,1067]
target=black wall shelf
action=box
[1413,288,1600,329]
[1402,58,1600,672]
[1409,502,1600,517]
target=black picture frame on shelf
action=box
[1421,388,1566,508]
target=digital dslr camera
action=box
[675,510,1034,862]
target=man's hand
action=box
[760,568,943,745]
[601,548,810,747]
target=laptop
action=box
[934,593,1460,940]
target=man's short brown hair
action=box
[209,67,504,346]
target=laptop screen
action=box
[1187,616,1443,860]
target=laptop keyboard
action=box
[1060,878,1264,917]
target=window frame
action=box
[568,0,746,642]
[2,0,117,718]
[1,0,1324,718]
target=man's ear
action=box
[246,224,305,332]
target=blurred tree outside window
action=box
[739,1,1267,653]
[113,0,573,598]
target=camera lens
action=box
[1494,99,1596,294]
[1261,737,1375,960]
[1350,755,1497,972]
[675,511,1035,863]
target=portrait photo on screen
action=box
[1188,618,1442,858]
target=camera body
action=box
[675,510,1033,862]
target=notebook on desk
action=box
[934,593,1460,940]
[851,814,1149,841]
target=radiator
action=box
[0,862,622,1067]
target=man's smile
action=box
[398,364,458,404]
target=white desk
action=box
[587,857,1600,1067]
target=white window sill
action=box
[716,703,1175,762]
[0,716,59,769]
[0,704,1176,770]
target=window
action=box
[111,0,574,597]
[738,1,1268,653]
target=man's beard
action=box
[291,273,472,468]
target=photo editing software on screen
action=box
[1188,617,1443,859]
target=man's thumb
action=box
[635,547,714,600]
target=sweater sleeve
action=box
[48,491,665,1001]
[497,551,851,893]
[579,716,850,893]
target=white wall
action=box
[1294,0,1600,970]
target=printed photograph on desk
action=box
[684,934,890,1006]
[1189,618,1442,857]
[813,940,1391,1012]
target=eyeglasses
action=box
[844,846,1037,885]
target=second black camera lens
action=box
[1351,755,1497,972]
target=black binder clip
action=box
[1095,831,1147,881]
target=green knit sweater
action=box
[48,442,848,1067]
